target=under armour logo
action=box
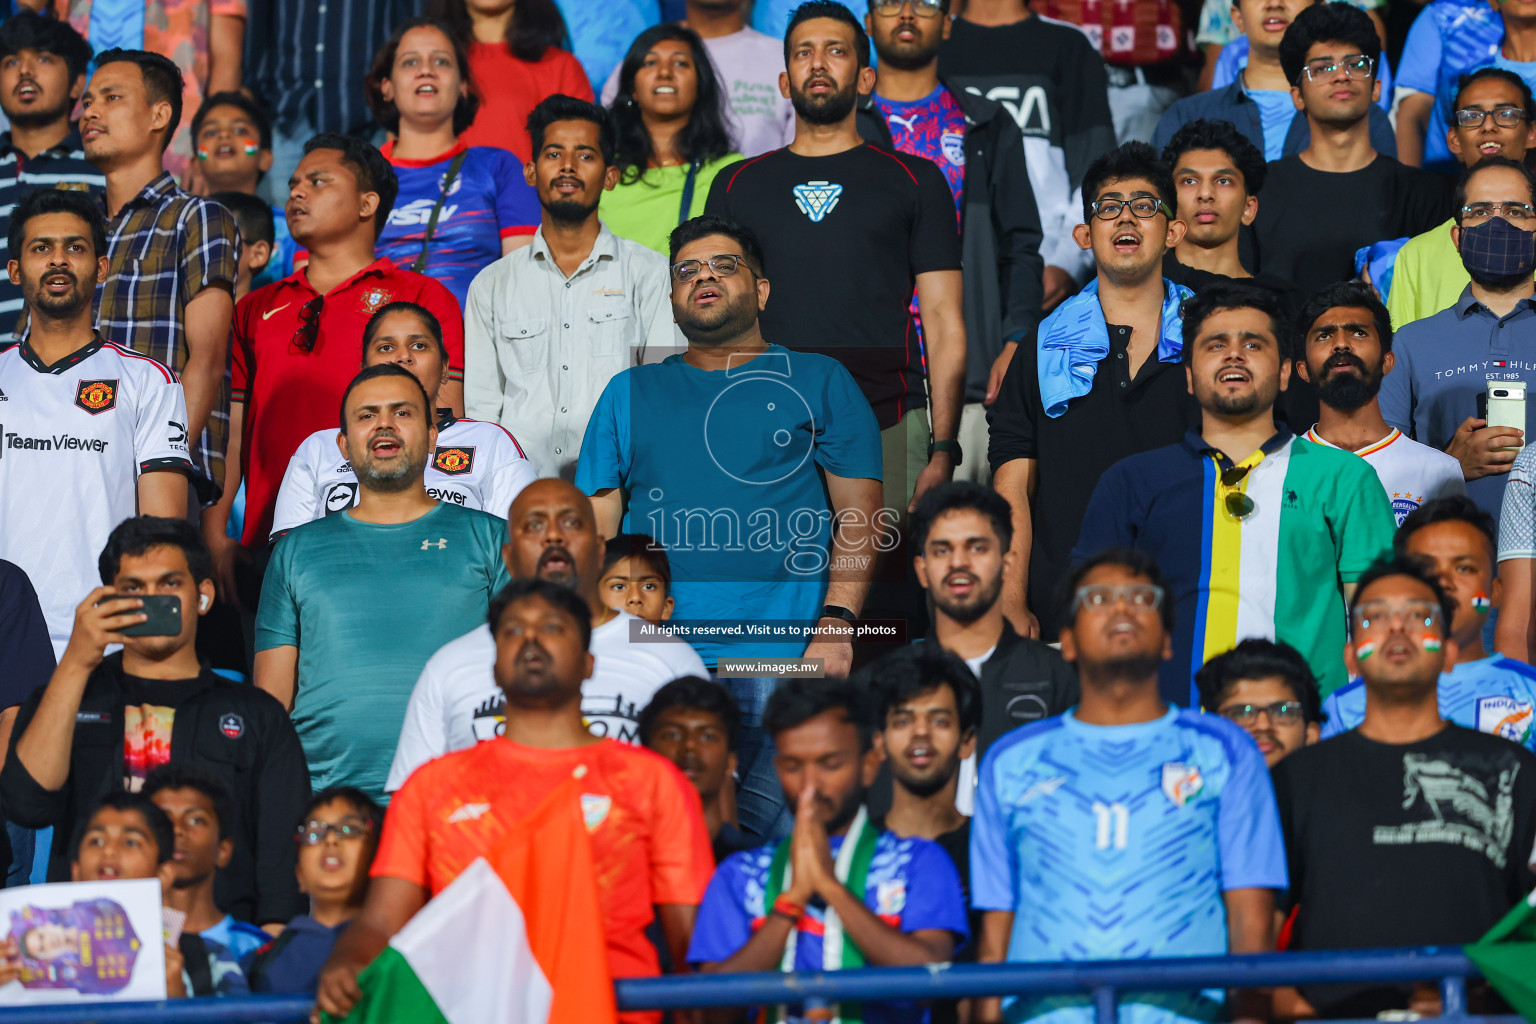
[422,538,448,550]
[792,180,843,223]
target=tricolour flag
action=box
[328,775,617,1024]
[1465,886,1536,1020]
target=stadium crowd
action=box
[0,0,1534,1020]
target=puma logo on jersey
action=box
[447,802,491,823]
[887,113,918,132]
[421,537,448,550]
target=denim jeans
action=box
[723,677,793,841]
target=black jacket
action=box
[969,622,1080,756]
[857,85,1046,406]
[0,655,310,924]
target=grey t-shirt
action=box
[1499,443,1536,561]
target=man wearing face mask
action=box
[1380,156,1536,528]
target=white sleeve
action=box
[134,370,193,475]
[385,655,450,792]
[270,433,329,537]
[635,252,685,361]
[462,266,506,424]
[600,63,620,106]
[482,430,538,521]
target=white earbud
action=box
[199,595,210,612]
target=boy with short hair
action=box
[599,534,675,624]
[243,787,382,995]
[1196,638,1324,768]
[191,92,293,289]
[1323,495,1536,749]
[144,765,269,996]
[210,191,274,301]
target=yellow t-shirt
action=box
[1386,218,1466,329]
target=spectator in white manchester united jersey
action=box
[1295,282,1465,526]
[385,477,705,791]
[269,302,535,539]
[0,188,191,656]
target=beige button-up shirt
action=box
[463,224,679,478]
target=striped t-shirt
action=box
[1074,429,1397,702]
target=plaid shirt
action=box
[97,172,239,502]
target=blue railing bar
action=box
[0,995,312,1023]
[1443,974,1468,1017]
[611,947,1479,1010]
[1094,984,1117,1024]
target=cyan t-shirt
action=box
[1321,654,1536,752]
[255,503,509,801]
[575,345,883,665]
[1247,88,1295,162]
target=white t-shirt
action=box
[0,338,191,655]
[1305,426,1466,525]
[601,27,795,158]
[269,416,536,539]
[954,645,997,817]
[385,609,708,790]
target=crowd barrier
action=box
[0,946,1511,1024]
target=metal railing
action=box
[0,947,1505,1024]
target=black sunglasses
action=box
[1220,464,1255,520]
[292,295,324,352]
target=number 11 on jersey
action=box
[1092,801,1129,850]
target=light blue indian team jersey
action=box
[971,708,1288,1024]
[1320,654,1536,752]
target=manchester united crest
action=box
[75,379,118,414]
[433,446,475,476]
[360,287,390,314]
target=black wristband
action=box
[929,439,963,467]
[821,604,858,625]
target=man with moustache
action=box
[706,1,964,513]
[318,579,714,1024]
[253,365,509,802]
[1195,638,1324,768]
[909,481,1076,806]
[1074,284,1396,703]
[580,214,882,835]
[1380,156,1536,527]
[1296,281,1464,525]
[384,477,706,791]
[0,12,101,337]
[462,94,678,481]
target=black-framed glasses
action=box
[1459,201,1536,223]
[292,295,324,352]
[295,819,372,846]
[1220,464,1256,520]
[1217,701,1306,726]
[1455,106,1528,128]
[1072,583,1165,612]
[671,254,752,283]
[871,0,944,16]
[1300,55,1374,82]
[1089,196,1171,221]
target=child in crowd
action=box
[144,766,269,996]
[599,533,675,624]
[243,787,382,995]
[211,192,275,302]
[191,91,295,289]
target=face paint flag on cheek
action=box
[1422,634,1443,653]
[196,148,209,161]
[1356,640,1377,660]
[1473,593,1493,615]
[244,143,260,156]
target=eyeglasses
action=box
[1459,201,1536,223]
[1217,701,1307,726]
[671,254,752,282]
[871,0,944,16]
[292,295,324,352]
[1349,599,1443,634]
[1220,464,1256,520]
[1300,55,1374,82]
[295,819,372,846]
[1455,106,1528,128]
[1089,197,1171,221]
[1072,583,1165,612]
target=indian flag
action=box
[328,777,617,1024]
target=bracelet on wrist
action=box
[771,895,805,922]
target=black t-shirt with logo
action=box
[704,144,961,428]
[1273,725,1536,1016]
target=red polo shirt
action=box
[231,258,465,546]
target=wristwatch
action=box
[821,604,858,625]
[929,439,963,467]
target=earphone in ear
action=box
[199,595,211,612]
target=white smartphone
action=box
[1488,381,1527,451]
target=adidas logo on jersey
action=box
[0,386,7,401]
[792,180,843,223]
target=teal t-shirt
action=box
[255,503,510,801]
[1247,88,1295,162]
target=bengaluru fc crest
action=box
[1161,762,1204,807]
[75,379,118,414]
